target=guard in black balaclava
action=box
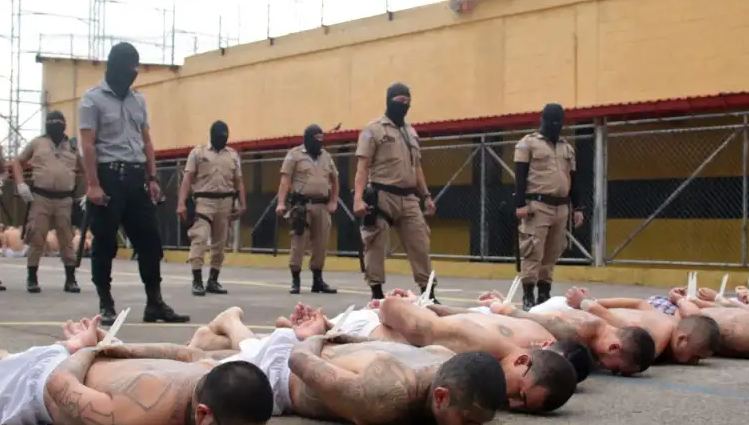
[303,124,324,158]
[210,120,229,150]
[385,82,411,127]
[105,42,140,99]
[539,103,565,143]
[45,110,67,144]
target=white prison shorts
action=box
[0,344,70,425]
[329,309,381,338]
[468,306,493,315]
[220,328,298,416]
[529,296,572,314]
[2,245,28,258]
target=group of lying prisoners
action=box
[2,271,748,425]
[0,225,92,257]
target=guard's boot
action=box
[26,266,40,294]
[311,269,337,294]
[206,268,228,294]
[371,284,385,300]
[191,269,206,296]
[537,280,552,305]
[96,287,118,326]
[0,279,6,291]
[289,269,301,294]
[63,265,81,293]
[522,282,536,311]
[143,287,191,323]
[420,282,441,305]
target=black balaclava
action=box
[303,124,324,158]
[385,83,411,127]
[539,103,565,143]
[210,120,229,150]
[105,42,140,99]
[45,110,66,144]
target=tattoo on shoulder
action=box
[52,381,115,425]
[358,356,423,423]
[497,325,514,337]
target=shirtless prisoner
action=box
[121,307,508,424]
[485,295,656,376]
[0,315,275,425]
[563,287,721,364]
[666,287,749,358]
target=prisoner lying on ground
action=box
[0,315,276,425]
[483,295,656,376]
[264,291,590,413]
[561,287,721,365]
[83,307,509,425]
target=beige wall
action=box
[41,0,749,151]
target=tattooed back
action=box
[700,308,749,357]
[441,313,554,348]
[74,358,209,425]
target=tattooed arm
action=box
[508,309,602,343]
[98,343,209,362]
[289,338,413,424]
[427,304,474,317]
[46,349,116,425]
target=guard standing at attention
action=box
[177,120,246,296]
[353,83,437,301]
[276,124,339,295]
[78,41,190,326]
[12,111,81,294]
[514,103,584,311]
[0,147,6,292]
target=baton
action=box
[75,201,92,269]
[512,194,521,273]
[20,201,31,240]
[272,206,279,257]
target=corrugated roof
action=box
[153,91,749,159]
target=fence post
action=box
[743,114,748,266]
[592,118,607,267]
[479,136,487,259]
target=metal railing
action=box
[1,110,747,268]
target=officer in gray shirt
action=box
[78,42,189,326]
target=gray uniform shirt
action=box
[78,80,149,164]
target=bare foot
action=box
[208,307,244,334]
[0,349,9,360]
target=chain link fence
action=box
[605,114,748,267]
[1,111,747,268]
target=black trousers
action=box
[89,163,163,306]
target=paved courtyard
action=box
[0,257,747,424]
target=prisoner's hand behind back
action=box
[293,309,328,341]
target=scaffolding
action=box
[0,0,443,159]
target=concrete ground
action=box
[0,257,747,425]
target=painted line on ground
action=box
[0,262,487,304]
[0,321,276,330]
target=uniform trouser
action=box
[289,203,331,270]
[518,201,569,283]
[25,196,75,267]
[188,197,233,270]
[361,191,431,288]
[89,164,163,301]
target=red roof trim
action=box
[155,92,749,159]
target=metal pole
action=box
[266,1,272,39]
[320,0,325,27]
[592,118,607,267]
[176,160,183,248]
[170,0,176,65]
[608,128,742,261]
[742,114,748,266]
[479,137,487,258]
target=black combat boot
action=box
[206,268,228,294]
[311,269,337,294]
[191,269,206,296]
[0,279,5,291]
[96,287,118,326]
[537,280,552,304]
[63,265,81,293]
[371,284,385,300]
[522,282,536,311]
[289,269,301,294]
[27,266,40,294]
[420,283,441,305]
[143,286,191,323]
